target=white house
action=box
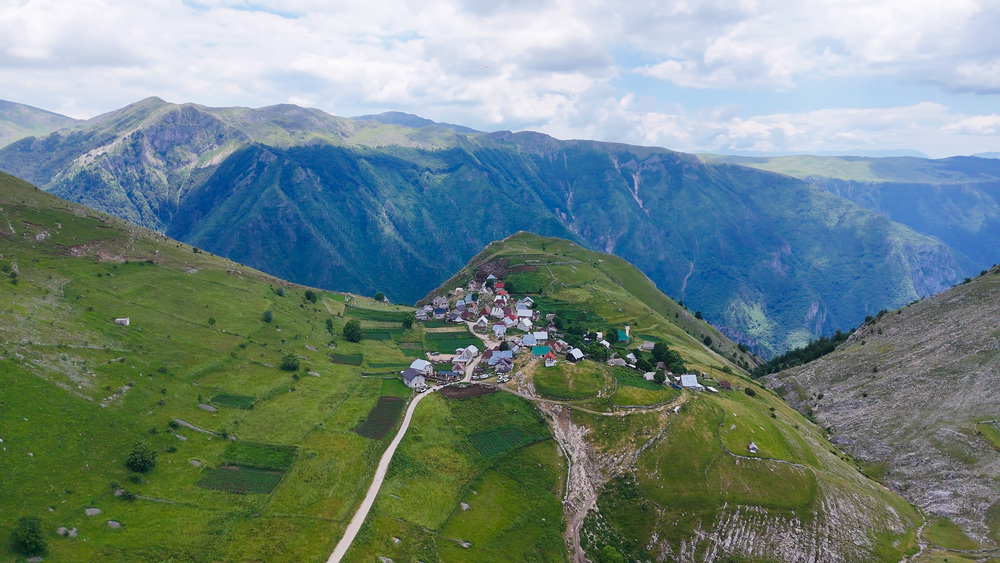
[644,372,657,381]
[401,368,426,389]
[517,318,533,332]
[532,331,548,343]
[567,348,585,362]
[493,324,507,339]
[680,374,704,390]
[114,317,130,326]
[409,359,433,375]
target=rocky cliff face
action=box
[766,266,1000,541]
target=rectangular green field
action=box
[345,306,411,322]
[211,393,257,409]
[222,441,299,471]
[330,353,364,366]
[197,465,285,494]
[362,330,393,340]
[354,396,407,440]
[468,426,548,458]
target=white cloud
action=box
[0,0,996,157]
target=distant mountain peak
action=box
[351,110,480,134]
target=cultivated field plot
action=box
[211,393,257,409]
[354,396,407,440]
[468,426,548,458]
[533,360,610,400]
[198,466,285,494]
[423,330,482,352]
[222,441,299,471]
[330,352,364,365]
[345,306,411,323]
[440,384,497,400]
[609,367,677,406]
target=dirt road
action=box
[326,388,434,563]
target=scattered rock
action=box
[27,557,44,563]
[114,489,123,497]
[198,403,217,412]
[392,537,401,544]
[85,508,101,516]
[378,557,393,563]
[68,528,77,537]
[309,371,321,377]
[107,520,121,529]
[173,433,187,441]
[460,502,470,511]
[190,459,201,467]
[57,527,68,536]
[305,345,317,351]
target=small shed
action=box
[114,317,130,326]
[719,380,732,391]
[680,374,704,390]
[567,348,585,362]
[544,351,557,367]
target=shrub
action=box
[9,516,45,557]
[402,314,414,329]
[279,354,300,372]
[262,310,273,323]
[744,387,757,397]
[120,489,136,501]
[125,441,157,473]
[374,291,385,301]
[694,310,703,320]
[304,290,318,303]
[168,420,179,430]
[343,319,363,343]
[208,317,216,325]
[275,286,285,297]
[737,343,749,353]
[325,318,334,334]
[703,335,713,347]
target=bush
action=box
[694,310,703,320]
[402,314,414,329]
[275,286,285,297]
[343,319,363,343]
[279,354,300,372]
[9,516,45,557]
[744,387,757,398]
[703,335,713,347]
[262,310,273,323]
[325,318,334,334]
[304,290,318,303]
[120,489,136,501]
[125,441,158,473]
[374,291,385,301]
[208,317,216,325]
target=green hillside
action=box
[765,265,1000,556]
[0,173,569,562]
[0,177,928,561]
[0,99,974,356]
[364,232,924,562]
[0,100,80,148]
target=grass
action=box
[380,378,413,398]
[0,174,401,562]
[345,305,410,322]
[533,360,610,400]
[345,391,566,562]
[329,352,364,365]
[353,396,406,440]
[468,426,549,458]
[197,466,285,494]
[977,421,1000,450]
[211,393,257,409]
[221,441,298,472]
[923,517,980,551]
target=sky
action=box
[1,0,999,158]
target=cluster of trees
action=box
[751,329,851,378]
[343,319,363,342]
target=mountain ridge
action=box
[0,98,978,355]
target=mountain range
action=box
[1,97,994,356]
